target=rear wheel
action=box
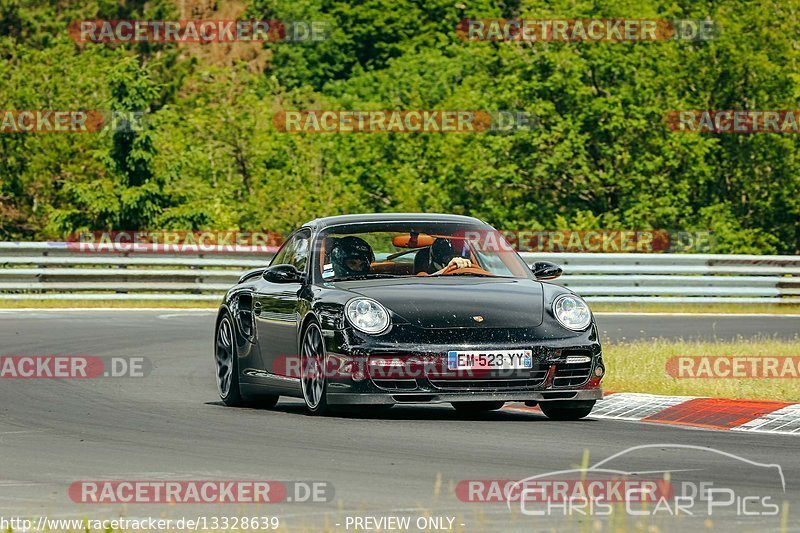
[301,322,331,416]
[451,401,505,413]
[215,313,243,406]
[539,400,595,420]
[216,312,279,408]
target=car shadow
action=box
[205,400,597,422]
[331,405,551,422]
[264,401,595,422]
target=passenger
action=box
[328,236,374,278]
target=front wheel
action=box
[539,400,595,421]
[451,401,505,413]
[300,322,331,416]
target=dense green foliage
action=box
[1,0,798,253]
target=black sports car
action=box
[214,213,604,419]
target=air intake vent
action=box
[553,350,593,387]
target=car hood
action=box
[337,277,544,329]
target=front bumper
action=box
[322,325,605,405]
[327,388,603,405]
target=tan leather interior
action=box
[370,261,415,275]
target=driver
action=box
[426,237,473,274]
[328,236,374,278]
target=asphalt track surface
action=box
[0,310,798,532]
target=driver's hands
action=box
[428,257,474,275]
[447,257,473,269]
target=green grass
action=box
[604,337,800,401]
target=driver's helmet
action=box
[329,236,374,278]
[429,237,460,271]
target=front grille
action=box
[429,368,549,391]
[367,351,557,392]
[553,350,593,387]
[429,377,547,391]
[372,379,418,391]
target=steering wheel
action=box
[438,263,494,276]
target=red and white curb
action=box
[504,393,800,435]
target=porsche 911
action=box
[214,213,604,419]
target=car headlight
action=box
[345,298,390,334]
[553,294,592,331]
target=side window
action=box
[289,233,310,272]
[270,239,295,267]
[270,230,310,272]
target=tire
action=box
[539,400,596,421]
[451,401,505,413]
[300,322,331,416]
[215,312,244,407]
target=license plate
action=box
[447,350,533,371]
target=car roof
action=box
[303,213,491,230]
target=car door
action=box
[253,229,311,378]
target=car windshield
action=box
[315,221,534,282]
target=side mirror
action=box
[531,261,563,280]
[263,264,304,284]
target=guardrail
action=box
[1,242,799,303]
